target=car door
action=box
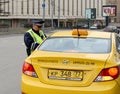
[115,34,120,56]
[114,34,120,86]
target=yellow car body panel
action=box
[50,30,111,38]
[22,74,120,94]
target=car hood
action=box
[29,51,111,87]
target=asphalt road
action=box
[0,34,26,94]
[0,31,54,94]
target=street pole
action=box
[51,0,54,29]
[58,0,60,28]
[105,16,109,26]
[42,0,45,30]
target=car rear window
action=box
[39,37,111,53]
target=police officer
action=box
[24,20,47,56]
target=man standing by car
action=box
[24,20,47,56]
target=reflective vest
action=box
[27,29,45,53]
[27,29,45,44]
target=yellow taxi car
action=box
[21,29,120,94]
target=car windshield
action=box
[39,37,111,53]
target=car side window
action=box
[116,35,120,53]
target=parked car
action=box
[81,24,89,29]
[73,23,88,29]
[21,29,120,94]
[103,25,117,32]
[116,26,120,33]
[90,23,103,29]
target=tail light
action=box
[22,62,38,78]
[95,66,119,82]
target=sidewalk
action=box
[0,27,73,35]
[109,23,120,26]
[0,27,56,35]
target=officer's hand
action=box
[31,42,39,50]
[44,34,47,38]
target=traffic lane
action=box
[0,34,26,94]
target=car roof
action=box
[50,30,111,38]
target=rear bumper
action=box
[21,75,120,94]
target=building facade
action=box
[106,0,120,23]
[0,0,107,28]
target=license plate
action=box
[48,69,83,81]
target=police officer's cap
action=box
[32,20,45,26]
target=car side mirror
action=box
[115,30,120,34]
[118,45,120,53]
